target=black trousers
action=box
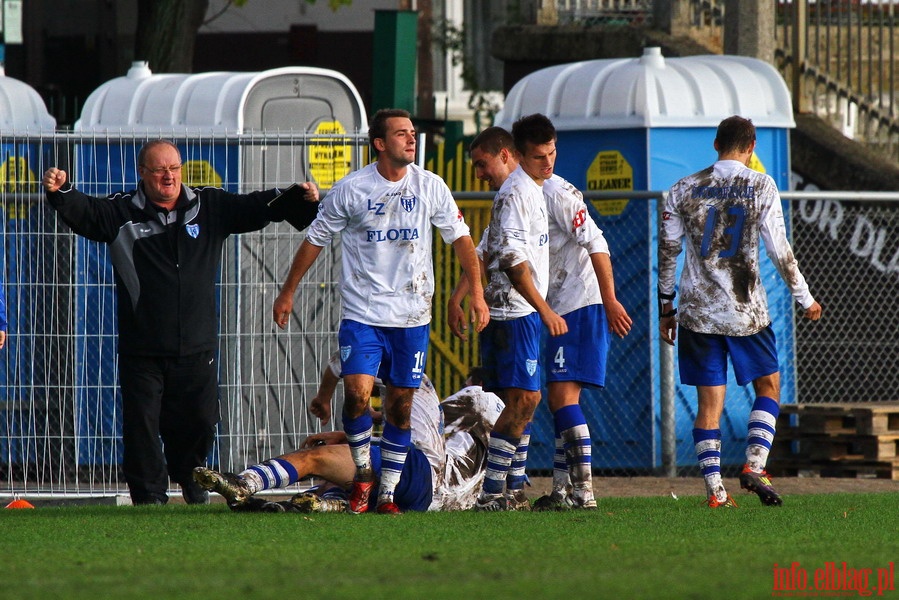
[119,352,219,504]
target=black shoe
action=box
[180,479,210,505]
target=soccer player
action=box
[533,167,633,511]
[272,108,489,515]
[658,115,822,508]
[193,357,503,512]
[472,114,567,511]
[458,126,633,511]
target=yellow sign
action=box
[182,160,222,188]
[309,120,352,189]
[586,150,633,216]
[0,155,38,193]
[748,152,767,174]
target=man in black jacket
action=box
[42,139,319,505]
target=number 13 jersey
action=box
[659,159,814,337]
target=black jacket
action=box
[46,182,317,356]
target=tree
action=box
[134,0,351,73]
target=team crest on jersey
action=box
[662,212,672,221]
[526,359,537,376]
[186,224,200,238]
[400,190,417,212]
[340,345,352,362]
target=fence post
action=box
[657,193,677,477]
[791,0,808,113]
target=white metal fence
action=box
[2,130,897,497]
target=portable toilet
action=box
[495,47,796,471]
[0,70,58,471]
[71,64,368,470]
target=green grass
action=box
[1,493,897,600]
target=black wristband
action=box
[661,308,677,319]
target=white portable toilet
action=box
[74,62,368,194]
[496,48,797,472]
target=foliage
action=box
[433,18,503,131]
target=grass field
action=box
[2,492,897,600]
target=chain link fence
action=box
[1,130,890,497]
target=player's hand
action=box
[541,309,568,337]
[0,331,6,350]
[309,393,333,425]
[802,301,822,321]
[660,316,677,346]
[448,299,469,340]
[42,168,67,193]
[300,182,319,202]
[272,291,294,329]
[301,431,346,448]
[469,293,490,333]
[605,300,633,338]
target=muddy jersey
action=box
[480,165,550,320]
[429,385,504,511]
[543,175,609,316]
[659,159,815,336]
[306,162,470,327]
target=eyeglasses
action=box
[142,164,182,176]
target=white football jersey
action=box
[480,165,550,320]
[659,159,815,336]
[543,175,609,316]
[305,162,470,327]
[429,385,504,511]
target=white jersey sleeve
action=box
[428,385,504,511]
[481,166,550,320]
[409,374,445,495]
[305,163,471,327]
[543,175,607,315]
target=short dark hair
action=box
[467,366,488,387]
[368,108,412,155]
[137,139,180,168]
[469,126,514,156]
[715,116,756,155]
[511,113,556,154]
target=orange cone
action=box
[5,499,35,509]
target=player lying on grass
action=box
[194,356,504,513]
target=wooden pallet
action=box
[772,403,899,479]
[778,403,899,436]
[774,433,899,461]
[770,458,899,480]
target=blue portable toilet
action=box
[0,70,57,469]
[71,63,368,469]
[495,47,796,471]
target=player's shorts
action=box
[678,325,778,387]
[369,443,433,512]
[479,312,542,392]
[338,320,429,388]
[545,304,610,388]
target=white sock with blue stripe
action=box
[693,428,726,502]
[481,432,519,497]
[343,410,374,473]
[240,458,299,493]
[377,422,411,505]
[746,396,779,473]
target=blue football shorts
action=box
[545,303,610,388]
[678,325,778,387]
[479,312,542,392]
[338,319,429,388]
[369,443,432,512]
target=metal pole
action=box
[657,193,677,477]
